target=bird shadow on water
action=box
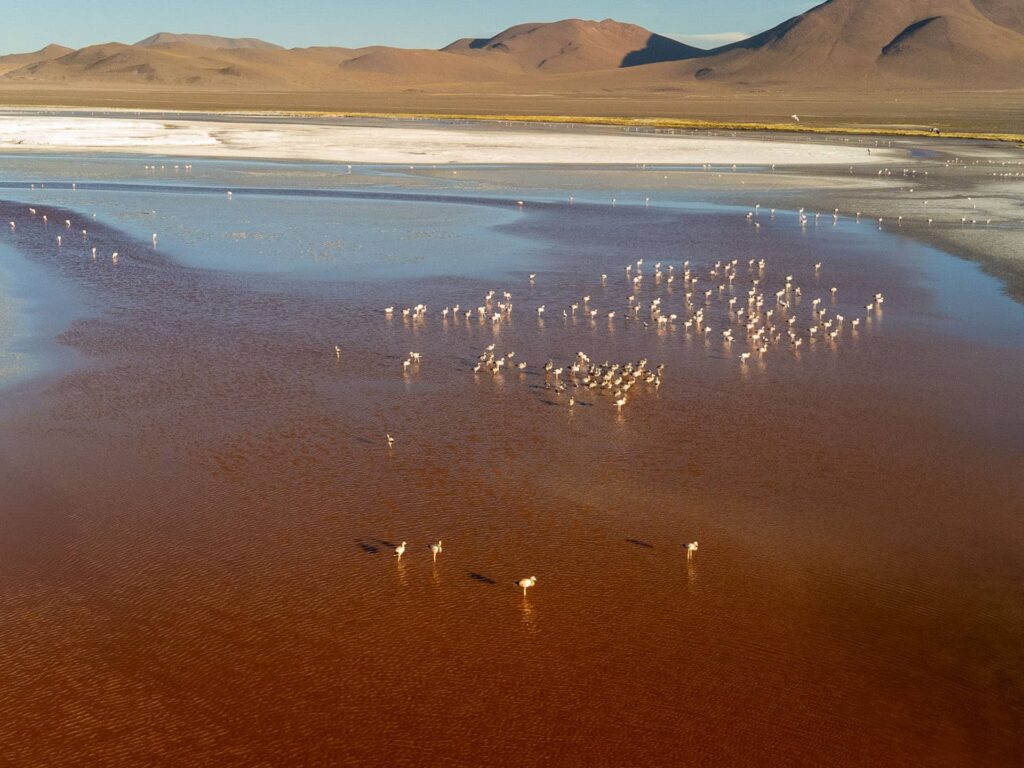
[356,540,379,554]
[371,538,397,549]
[468,572,496,585]
[332,428,375,447]
[626,538,654,549]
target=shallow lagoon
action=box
[0,153,1022,767]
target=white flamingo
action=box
[686,542,699,561]
[517,576,537,596]
[394,541,406,559]
[429,540,443,562]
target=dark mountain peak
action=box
[134,33,282,50]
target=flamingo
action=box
[395,541,406,559]
[686,542,699,561]
[430,541,443,562]
[517,576,537,596]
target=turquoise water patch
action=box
[0,241,83,393]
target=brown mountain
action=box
[0,40,516,89]
[442,18,703,73]
[0,3,1021,117]
[0,44,73,76]
[970,0,1024,33]
[676,0,1024,86]
[2,42,288,86]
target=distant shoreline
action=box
[0,104,1020,145]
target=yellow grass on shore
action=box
[0,99,1021,145]
[292,111,1024,145]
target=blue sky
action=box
[1,1,821,54]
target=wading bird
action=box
[517,576,537,596]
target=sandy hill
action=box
[337,46,521,82]
[969,0,1024,33]
[443,18,703,73]
[0,44,73,76]
[3,42,279,87]
[0,41,375,88]
[674,0,1024,86]
[1,39,518,89]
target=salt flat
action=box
[0,114,895,166]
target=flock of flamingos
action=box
[381,215,885,412]
[370,205,888,594]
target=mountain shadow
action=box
[882,17,943,55]
[621,33,705,67]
